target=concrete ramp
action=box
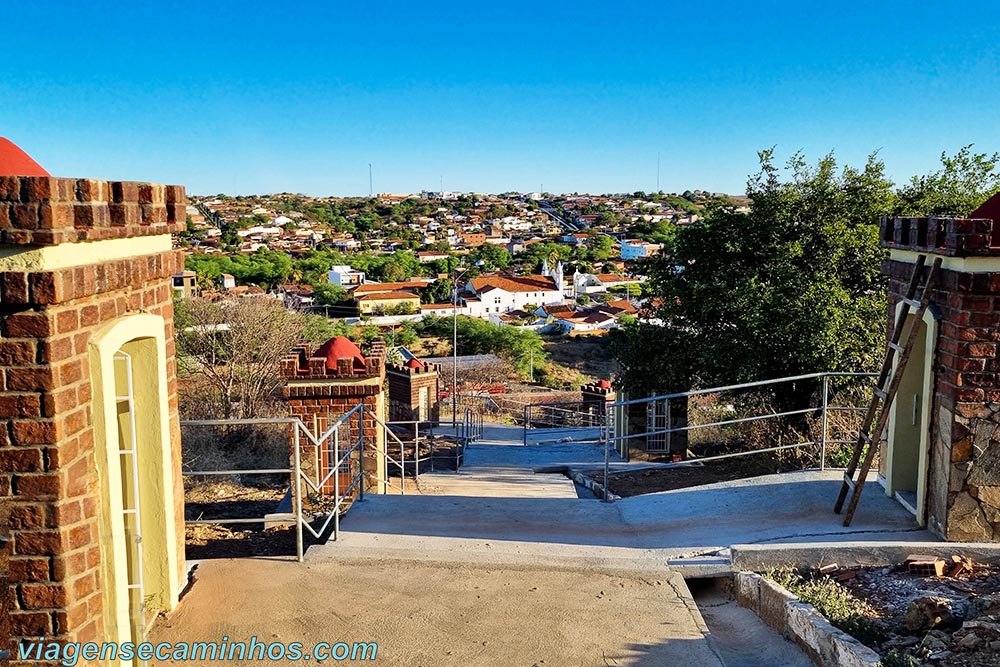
[311,492,662,569]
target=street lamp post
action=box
[452,260,484,427]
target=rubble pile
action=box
[833,555,1000,667]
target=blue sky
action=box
[3,1,999,196]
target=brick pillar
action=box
[386,358,440,423]
[581,379,615,416]
[1,174,187,655]
[880,204,1000,541]
[280,338,387,497]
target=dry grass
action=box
[541,334,615,383]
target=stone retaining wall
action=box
[734,572,881,667]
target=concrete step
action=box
[668,553,733,578]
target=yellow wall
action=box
[884,304,937,526]
[89,314,182,664]
[0,234,171,271]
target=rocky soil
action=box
[841,562,1000,667]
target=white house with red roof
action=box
[461,272,563,318]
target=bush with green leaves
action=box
[414,314,546,379]
[767,569,885,647]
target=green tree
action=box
[614,146,1000,410]
[587,234,614,260]
[423,278,453,304]
[472,243,512,270]
[615,150,895,409]
[313,283,349,306]
[896,145,1000,216]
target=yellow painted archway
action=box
[89,314,182,661]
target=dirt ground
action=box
[150,558,724,667]
[541,334,616,383]
[184,482,299,559]
[840,563,1000,667]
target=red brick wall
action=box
[1,176,186,657]
[581,383,615,416]
[280,340,387,495]
[386,364,440,422]
[1,499,10,663]
[881,214,1000,541]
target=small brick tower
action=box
[280,337,388,495]
[581,379,615,416]
[386,356,440,423]
[0,139,188,656]
[879,195,1000,540]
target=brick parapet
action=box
[386,361,441,377]
[0,177,186,245]
[880,216,1000,257]
[279,342,385,382]
[0,250,185,307]
[581,382,615,399]
[282,383,383,399]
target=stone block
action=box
[733,572,760,612]
[758,576,796,635]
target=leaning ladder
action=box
[834,253,942,526]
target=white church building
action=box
[461,261,565,318]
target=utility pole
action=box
[530,347,534,383]
[452,273,459,427]
[369,163,373,197]
[656,152,660,193]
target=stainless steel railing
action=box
[599,371,877,502]
[181,404,488,560]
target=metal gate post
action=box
[293,422,304,562]
[523,404,529,445]
[820,374,829,471]
[603,423,612,502]
[358,405,365,502]
[333,428,340,541]
[666,398,672,453]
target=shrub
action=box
[767,569,885,647]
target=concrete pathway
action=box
[415,423,611,498]
[319,424,933,568]
[155,423,933,666]
[152,559,726,667]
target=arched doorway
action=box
[90,315,182,661]
[884,306,938,525]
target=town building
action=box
[328,265,366,287]
[461,267,563,318]
[620,239,663,259]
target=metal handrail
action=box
[600,371,878,502]
[182,406,404,562]
[606,371,877,408]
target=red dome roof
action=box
[596,379,612,389]
[405,357,424,369]
[0,138,49,177]
[314,336,366,371]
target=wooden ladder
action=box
[834,253,942,526]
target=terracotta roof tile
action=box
[470,274,558,294]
